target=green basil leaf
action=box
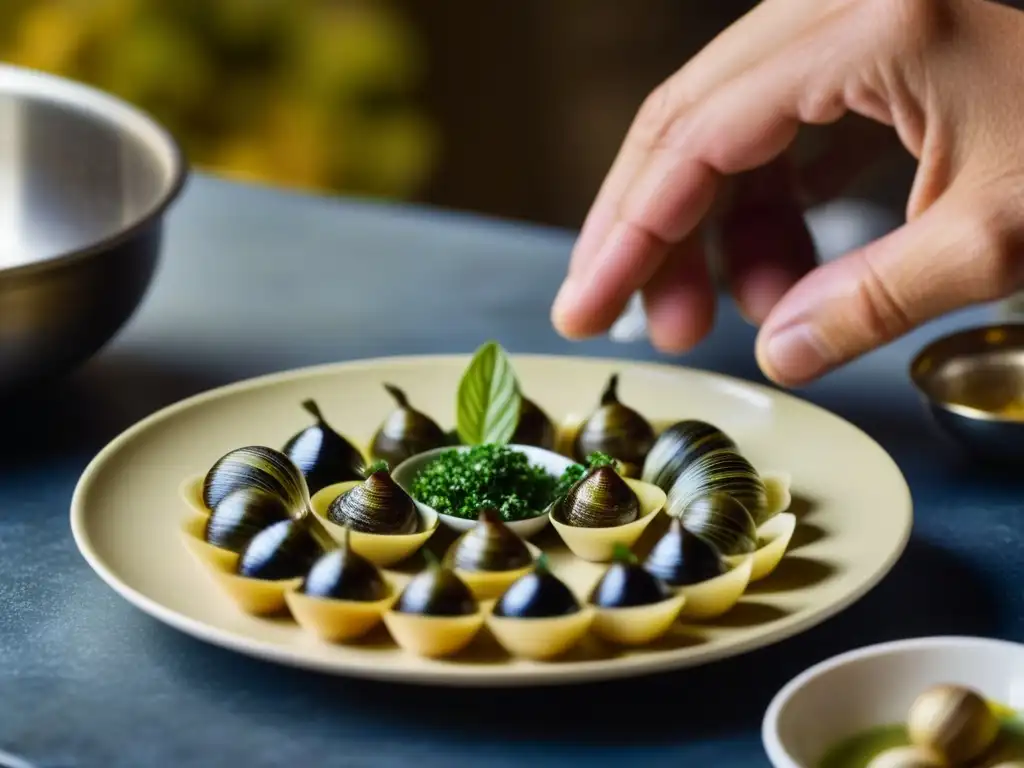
[456,341,521,445]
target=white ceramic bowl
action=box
[762,636,1024,767]
[391,443,577,539]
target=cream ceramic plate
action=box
[70,354,912,686]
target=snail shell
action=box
[665,447,770,524]
[907,684,999,765]
[573,374,656,470]
[204,486,292,553]
[443,507,533,572]
[493,557,580,618]
[589,547,673,608]
[202,445,308,512]
[510,396,556,450]
[236,517,331,581]
[300,528,389,602]
[643,517,727,586]
[326,468,419,535]
[370,383,449,466]
[680,492,758,556]
[556,465,640,528]
[393,559,478,617]
[282,399,365,495]
[641,420,737,491]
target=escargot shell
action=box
[643,517,726,586]
[641,420,737,491]
[493,556,580,618]
[907,684,999,765]
[300,527,389,602]
[326,468,418,535]
[680,492,758,556]
[665,447,769,524]
[393,559,478,617]
[202,445,308,512]
[589,546,672,608]
[573,373,655,469]
[443,507,533,573]
[370,383,448,466]
[282,399,365,495]
[236,518,331,581]
[204,486,292,553]
[556,465,639,528]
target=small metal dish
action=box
[0,64,187,394]
[909,323,1024,461]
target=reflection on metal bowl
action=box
[0,64,187,395]
[909,324,1024,462]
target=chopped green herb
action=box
[552,451,618,497]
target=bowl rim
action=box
[761,634,1024,768]
[908,322,1024,425]
[0,63,189,279]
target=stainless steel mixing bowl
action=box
[0,64,187,394]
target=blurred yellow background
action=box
[0,0,437,200]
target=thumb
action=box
[755,189,1024,386]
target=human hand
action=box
[551,0,1024,386]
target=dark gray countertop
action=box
[1,175,1020,768]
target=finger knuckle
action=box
[631,80,680,150]
[853,254,913,345]
[955,204,1024,299]
[869,0,956,56]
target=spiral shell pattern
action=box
[202,445,309,513]
[443,508,533,572]
[327,471,418,535]
[641,420,737,491]
[558,465,640,528]
[680,492,758,556]
[665,448,768,523]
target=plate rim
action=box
[70,352,914,687]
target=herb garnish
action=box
[409,446,621,522]
[456,341,521,446]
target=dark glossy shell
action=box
[643,517,726,586]
[300,530,389,602]
[325,469,419,534]
[202,445,307,512]
[556,465,639,528]
[589,556,672,609]
[443,508,533,572]
[370,383,448,466]
[641,420,737,491]
[204,487,292,553]
[236,518,331,581]
[510,396,556,450]
[665,447,768,524]
[393,561,478,617]
[282,399,365,495]
[680,492,758,556]
[493,559,579,618]
[573,373,655,469]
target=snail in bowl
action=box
[203,486,292,554]
[309,464,439,567]
[442,507,537,599]
[572,374,655,475]
[486,555,594,660]
[285,526,397,642]
[281,399,365,495]
[906,683,999,765]
[370,383,449,467]
[382,553,484,658]
[548,464,666,562]
[587,544,686,646]
[643,517,754,620]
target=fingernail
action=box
[762,324,830,383]
[552,278,581,331]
